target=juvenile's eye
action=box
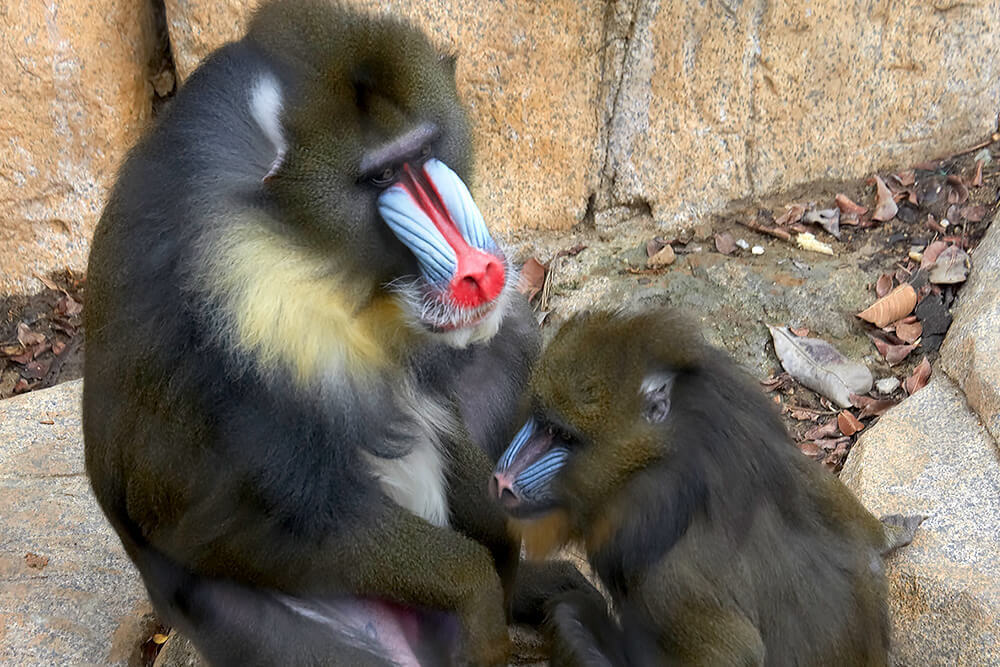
[370,166,397,187]
[419,144,432,159]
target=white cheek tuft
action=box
[250,75,287,179]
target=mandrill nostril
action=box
[492,472,519,503]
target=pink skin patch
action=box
[399,163,505,308]
[339,599,423,666]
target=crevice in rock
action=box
[593,0,642,216]
[148,0,178,116]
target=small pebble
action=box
[735,238,750,250]
[876,377,901,394]
[751,245,765,255]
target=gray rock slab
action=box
[941,219,1000,443]
[841,374,1000,667]
[0,380,155,666]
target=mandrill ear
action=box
[640,370,675,424]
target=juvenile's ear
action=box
[640,370,675,424]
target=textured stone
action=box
[163,0,604,237]
[0,0,157,295]
[940,220,1000,442]
[0,380,154,665]
[841,375,1000,667]
[602,0,1000,229]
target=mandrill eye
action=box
[370,166,397,188]
[419,144,432,160]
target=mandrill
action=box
[83,1,597,665]
[492,308,922,666]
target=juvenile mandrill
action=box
[492,308,922,666]
[83,1,563,665]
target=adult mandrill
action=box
[84,1,554,665]
[492,308,922,666]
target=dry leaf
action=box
[56,295,82,317]
[517,258,546,301]
[920,240,948,269]
[972,160,984,187]
[850,394,898,418]
[797,440,825,459]
[837,410,864,436]
[894,319,922,344]
[857,284,917,329]
[803,208,841,239]
[872,176,898,222]
[768,326,873,408]
[835,193,868,216]
[928,246,971,285]
[775,203,806,226]
[714,232,737,255]
[893,170,916,187]
[647,244,676,268]
[16,323,46,348]
[796,232,834,255]
[904,357,932,395]
[25,552,49,570]
[872,338,917,366]
[804,419,840,440]
[789,326,810,337]
[152,633,170,645]
[946,175,969,204]
[875,273,894,298]
[959,205,987,222]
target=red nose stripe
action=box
[400,163,505,308]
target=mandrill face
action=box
[257,13,514,349]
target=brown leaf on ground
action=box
[871,337,918,366]
[760,372,796,393]
[797,440,825,459]
[837,410,864,436]
[850,394,899,419]
[51,340,67,356]
[921,240,948,269]
[959,205,987,222]
[517,258,546,301]
[647,245,676,268]
[926,215,947,235]
[928,246,971,285]
[16,323,46,348]
[823,440,851,471]
[875,273,894,298]
[775,203,806,226]
[946,175,969,204]
[893,170,916,187]
[835,193,868,216]
[56,295,83,317]
[25,552,49,570]
[857,284,917,328]
[714,232,737,255]
[804,419,840,440]
[904,357,932,395]
[894,318,922,344]
[872,176,898,221]
[972,160,984,187]
[789,326,810,337]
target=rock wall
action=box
[0,0,157,294]
[3,0,999,293]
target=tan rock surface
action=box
[940,220,1000,442]
[842,375,1000,666]
[0,380,155,665]
[604,0,1000,229]
[0,0,157,295]
[164,0,605,237]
